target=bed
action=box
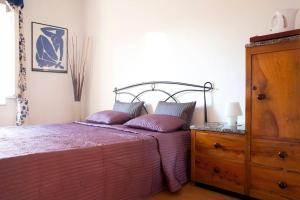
[0,81,213,200]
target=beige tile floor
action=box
[147,183,239,200]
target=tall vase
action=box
[73,101,81,121]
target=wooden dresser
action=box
[246,38,300,200]
[191,126,246,194]
[191,36,300,200]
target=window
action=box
[0,3,15,105]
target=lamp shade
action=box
[225,102,242,117]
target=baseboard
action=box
[194,182,257,200]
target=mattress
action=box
[0,122,190,200]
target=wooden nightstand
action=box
[191,124,246,195]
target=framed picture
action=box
[31,22,68,73]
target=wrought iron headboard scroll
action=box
[113,81,213,123]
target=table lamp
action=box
[225,102,242,127]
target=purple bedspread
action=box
[0,122,190,200]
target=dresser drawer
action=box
[251,139,300,172]
[195,131,245,162]
[194,156,245,194]
[250,166,300,200]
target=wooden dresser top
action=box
[190,123,245,135]
[246,35,300,48]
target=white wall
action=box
[83,0,300,125]
[0,0,84,126]
[1,0,299,126]
[0,98,16,126]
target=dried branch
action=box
[69,36,90,102]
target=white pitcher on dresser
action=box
[270,9,298,33]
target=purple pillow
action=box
[113,101,145,118]
[124,114,186,132]
[86,110,131,124]
[155,101,196,129]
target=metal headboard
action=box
[113,81,213,123]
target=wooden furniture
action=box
[250,29,300,42]
[192,36,300,200]
[246,38,300,200]
[191,126,246,194]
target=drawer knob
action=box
[257,94,266,100]
[278,151,288,159]
[213,143,221,149]
[278,181,288,189]
[213,167,220,174]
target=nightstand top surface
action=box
[190,123,245,134]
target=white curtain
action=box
[0,3,15,104]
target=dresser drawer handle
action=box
[213,167,220,174]
[278,181,288,189]
[213,143,221,149]
[278,151,288,159]
[257,94,266,100]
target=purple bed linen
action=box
[0,122,190,200]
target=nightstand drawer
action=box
[250,166,300,200]
[252,139,300,172]
[195,131,245,162]
[194,156,245,194]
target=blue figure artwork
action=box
[35,27,65,69]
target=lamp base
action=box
[227,116,237,127]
